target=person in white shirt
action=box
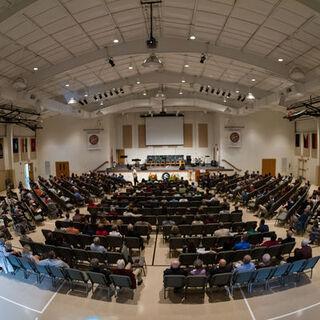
[109,225,122,237]
[90,237,106,253]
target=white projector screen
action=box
[146,116,184,146]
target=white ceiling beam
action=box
[25,37,291,86]
[296,0,320,15]
[59,70,269,102]
[0,0,38,23]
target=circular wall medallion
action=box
[162,172,170,180]
[89,134,99,145]
[230,132,240,143]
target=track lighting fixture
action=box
[200,53,206,64]
[120,88,124,94]
[104,92,108,98]
[108,57,115,67]
[199,86,204,92]
[98,93,102,99]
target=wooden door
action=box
[117,149,125,164]
[55,161,70,178]
[28,163,34,181]
[262,159,276,176]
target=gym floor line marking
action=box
[0,295,41,313]
[267,301,320,320]
[0,280,64,314]
[240,288,256,320]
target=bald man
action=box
[209,259,233,281]
[281,230,295,244]
[164,259,187,276]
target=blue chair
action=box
[270,263,290,286]
[252,267,275,290]
[210,273,232,296]
[301,256,320,279]
[231,270,254,295]
[286,259,307,282]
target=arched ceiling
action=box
[0,0,320,117]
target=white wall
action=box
[37,114,115,178]
[218,111,295,175]
[35,110,297,180]
[114,111,219,163]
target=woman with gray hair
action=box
[112,259,143,289]
[190,259,206,276]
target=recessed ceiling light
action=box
[128,65,133,70]
[181,79,186,83]
[65,84,70,87]
[113,39,119,43]
[136,80,140,84]
[190,35,196,40]
[278,58,284,62]
[100,101,104,106]
[184,64,189,68]
[251,78,256,82]
[235,90,240,93]
[143,91,147,96]
[179,91,183,95]
[33,67,38,71]
[84,93,88,97]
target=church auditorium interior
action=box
[2,0,320,319]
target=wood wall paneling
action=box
[184,123,193,147]
[138,124,146,148]
[122,125,132,148]
[198,123,208,148]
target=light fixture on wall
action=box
[200,53,206,64]
[108,57,115,67]
[246,91,255,100]
[68,97,77,104]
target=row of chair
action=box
[20,239,138,266]
[163,256,320,298]
[162,221,257,238]
[4,254,134,298]
[169,231,277,255]
[41,230,144,251]
[178,242,296,266]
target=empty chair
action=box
[16,256,36,279]
[231,270,254,295]
[134,225,149,238]
[106,252,123,266]
[163,275,186,299]
[252,267,275,290]
[125,237,141,252]
[251,247,267,261]
[286,259,307,281]
[110,274,134,299]
[185,276,207,298]
[107,236,123,250]
[47,266,68,286]
[210,273,232,296]
[301,256,320,279]
[191,224,204,236]
[233,249,251,263]
[268,245,283,258]
[87,271,111,296]
[281,242,296,257]
[169,238,186,257]
[64,268,90,295]
[87,251,106,263]
[6,254,20,274]
[34,264,52,284]
[202,237,216,249]
[179,253,198,267]
[201,253,216,266]
[73,249,89,263]
[270,263,291,286]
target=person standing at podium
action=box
[132,168,138,186]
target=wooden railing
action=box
[221,159,242,172]
[93,161,109,172]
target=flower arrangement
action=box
[148,173,158,181]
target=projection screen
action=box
[145,116,184,146]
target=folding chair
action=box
[87,271,111,296]
[251,267,275,290]
[185,276,207,298]
[301,256,320,279]
[64,268,90,296]
[210,272,232,296]
[110,274,134,299]
[231,270,254,295]
[286,259,307,282]
[179,253,198,267]
[163,275,186,299]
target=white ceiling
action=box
[0,0,320,114]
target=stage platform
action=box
[107,165,234,183]
[108,164,233,173]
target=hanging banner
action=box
[13,138,19,153]
[0,138,3,159]
[31,138,36,152]
[228,130,241,147]
[87,130,101,150]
